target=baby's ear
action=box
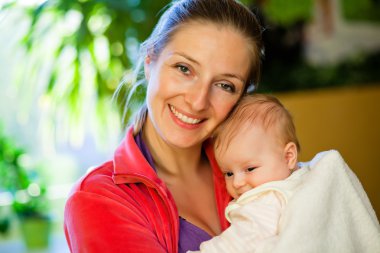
[284,142,298,170]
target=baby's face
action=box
[215,126,292,199]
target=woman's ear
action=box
[284,142,298,170]
[144,55,151,80]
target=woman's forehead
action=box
[160,22,252,75]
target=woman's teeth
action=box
[170,105,202,124]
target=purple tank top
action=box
[135,132,212,252]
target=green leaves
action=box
[14,0,168,139]
[342,0,380,23]
[0,127,48,219]
[258,0,313,26]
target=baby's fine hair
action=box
[214,94,300,154]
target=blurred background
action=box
[0,0,379,252]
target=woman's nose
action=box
[184,80,210,111]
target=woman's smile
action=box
[169,104,203,125]
[169,105,204,130]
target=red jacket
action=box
[64,127,231,253]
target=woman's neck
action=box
[142,119,205,178]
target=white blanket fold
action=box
[257,150,380,253]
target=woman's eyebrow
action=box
[172,52,200,66]
[221,73,245,83]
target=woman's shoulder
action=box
[64,159,156,218]
[66,160,122,204]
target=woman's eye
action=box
[224,172,234,177]
[216,83,236,93]
[247,167,256,172]
[176,64,190,75]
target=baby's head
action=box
[213,94,300,199]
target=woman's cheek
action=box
[211,90,240,120]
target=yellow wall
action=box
[275,84,380,219]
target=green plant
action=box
[342,0,380,23]
[0,126,49,235]
[258,50,380,93]
[255,0,313,26]
[2,0,170,129]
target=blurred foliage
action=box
[0,137,28,192]
[253,0,380,93]
[258,50,380,93]
[342,0,380,23]
[253,0,313,26]
[5,0,170,129]
[253,0,380,25]
[0,125,49,234]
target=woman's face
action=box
[144,21,252,149]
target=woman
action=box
[64,0,263,252]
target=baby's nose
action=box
[232,173,246,188]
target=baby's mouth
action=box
[169,105,202,125]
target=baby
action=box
[189,94,308,253]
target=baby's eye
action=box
[247,167,257,172]
[224,171,234,177]
[216,83,236,93]
[176,64,190,75]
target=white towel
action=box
[256,150,380,253]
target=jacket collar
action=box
[113,127,164,187]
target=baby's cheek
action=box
[225,182,236,197]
